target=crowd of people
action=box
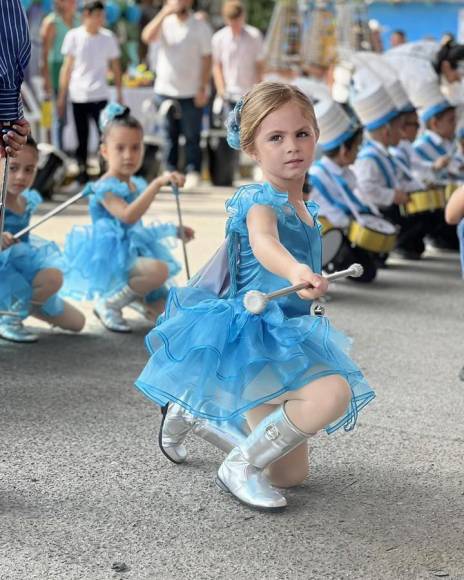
[2,0,464,512]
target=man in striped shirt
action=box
[0,0,32,158]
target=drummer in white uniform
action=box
[412,81,460,249]
[387,81,438,258]
[351,84,409,213]
[309,100,389,282]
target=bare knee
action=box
[322,376,352,417]
[66,311,86,332]
[40,268,63,295]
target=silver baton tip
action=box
[243,290,267,314]
[350,263,364,278]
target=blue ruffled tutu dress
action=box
[135,183,375,434]
[61,176,180,301]
[0,189,65,316]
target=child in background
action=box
[0,137,85,343]
[62,103,194,333]
[134,82,375,511]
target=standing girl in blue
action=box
[0,136,85,343]
[62,103,194,333]
[135,82,375,511]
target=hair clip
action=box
[99,102,130,132]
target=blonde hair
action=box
[239,82,319,152]
[222,0,244,20]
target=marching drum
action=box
[445,182,460,202]
[347,214,397,254]
[319,217,344,268]
[402,189,444,216]
[33,143,69,199]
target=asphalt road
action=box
[1,185,464,580]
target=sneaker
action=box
[0,316,38,343]
[183,171,201,191]
[93,298,132,333]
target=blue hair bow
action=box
[226,98,244,151]
[99,102,130,132]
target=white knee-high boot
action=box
[94,285,139,333]
[216,404,314,510]
[159,402,250,464]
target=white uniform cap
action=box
[385,80,415,113]
[350,84,399,131]
[408,80,452,121]
[315,100,359,151]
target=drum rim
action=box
[321,227,344,267]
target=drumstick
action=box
[171,183,191,280]
[243,263,364,314]
[0,155,9,241]
[12,184,93,241]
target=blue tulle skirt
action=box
[0,236,64,313]
[62,219,181,300]
[135,287,375,434]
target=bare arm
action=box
[40,17,55,96]
[212,61,225,97]
[445,185,464,225]
[141,4,176,45]
[247,205,327,300]
[110,58,123,103]
[101,172,185,225]
[200,54,212,91]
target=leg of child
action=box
[246,375,351,488]
[32,300,85,332]
[128,257,169,320]
[246,403,310,489]
[31,268,63,305]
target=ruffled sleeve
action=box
[225,182,291,236]
[92,177,131,203]
[22,189,43,214]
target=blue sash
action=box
[358,143,396,189]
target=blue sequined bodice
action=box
[226,182,322,317]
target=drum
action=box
[445,182,460,202]
[322,227,344,268]
[402,189,444,215]
[318,215,334,233]
[347,214,397,254]
[33,143,69,199]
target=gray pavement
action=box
[1,185,464,580]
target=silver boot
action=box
[216,404,313,511]
[94,286,139,333]
[0,301,37,343]
[159,402,250,464]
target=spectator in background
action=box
[58,0,122,183]
[390,29,407,48]
[212,0,264,109]
[40,0,80,150]
[142,0,212,191]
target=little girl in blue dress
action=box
[0,137,85,343]
[62,103,194,333]
[134,82,376,511]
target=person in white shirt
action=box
[58,0,122,183]
[212,0,264,107]
[142,0,212,190]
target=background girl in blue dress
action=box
[0,137,85,343]
[135,82,375,511]
[62,104,194,333]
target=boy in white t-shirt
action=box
[58,0,122,182]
